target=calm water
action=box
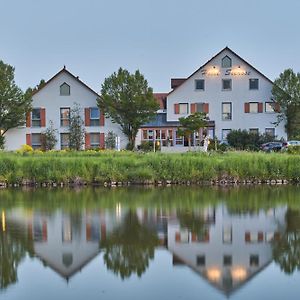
[1,186,300,300]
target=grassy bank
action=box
[0,151,300,185]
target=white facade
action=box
[166,47,286,141]
[4,68,129,150]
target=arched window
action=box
[222,56,232,68]
[60,82,70,96]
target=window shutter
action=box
[203,103,209,114]
[85,133,90,149]
[174,104,179,114]
[40,108,46,127]
[101,223,106,241]
[245,232,250,242]
[100,133,105,149]
[26,134,31,146]
[175,232,181,243]
[84,108,90,126]
[258,102,263,113]
[258,232,264,242]
[244,103,250,113]
[275,103,281,112]
[100,111,105,126]
[26,112,31,127]
[190,103,196,114]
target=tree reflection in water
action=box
[273,209,300,274]
[100,211,159,279]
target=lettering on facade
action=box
[200,68,251,76]
[225,69,251,76]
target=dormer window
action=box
[222,56,232,68]
[60,82,70,96]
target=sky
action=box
[1,0,300,93]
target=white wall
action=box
[167,49,287,140]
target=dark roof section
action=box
[171,78,186,89]
[32,66,100,98]
[168,47,274,96]
[153,93,168,109]
[141,113,215,128]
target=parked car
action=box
[260,142,285,152]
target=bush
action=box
[16,144,33,154]
[138,141,154,152]
[287,145,300,154]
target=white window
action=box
[60,83,70,96]
[222,79,232,91]
[90,133,100,149]
[249,79,259,90]
[222,129,231,140]
[222,56,232,68]
[249,102,259,113]
[32,108,41,127]
[90,107,100,126]
[31,133,42,149]
[175,130,184,145]
[195,79,205,90]
[265,102,275,113]
[222,102,232,120]
[249,128,259,135]
[179,103,188,114]
[60,133,69,149]
[265,128,275,137]
[60,108,70,127]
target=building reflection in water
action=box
[2,203,289,295]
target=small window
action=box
[222,56,232,68]
[195,79,205,91]
[90,133,100,149]
[195,103,204,113]
[250,255,259,267]
[249,79,259,90]
[223,226,232,244]
[60,133,70,149]
[31,133,42,149]
[223,255,232,266]
[249,128,259,135]
[31,108,41,127]
[179,103,188,114]
[265,102,275,113]
[62,253,73,268]
[265,128,275,137]
[197,255,205,266]
[60,83,70,96]
[222,129,231,141]
[249,102,259,113]
[222,102,232,120]
[60,108,70,127]
[90,107,100,126]
[222,79,232,91]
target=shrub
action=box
[16,144,33,154]
[287,145,300,154]
[138,141,154,152]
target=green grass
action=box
[0,150,300,184]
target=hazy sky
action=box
[1,0,299,93]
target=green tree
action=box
[105,131,117,150]
[100,211,159,279]
[98,68,159,150]
[0,60,32,148]
[41,120,58,151]
[272,69,300,138]
[69,103,85,150]
[177,112,208,148]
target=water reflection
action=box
[0,186,300,297]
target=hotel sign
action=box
[201,68,251,76]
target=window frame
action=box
[195,79,205,91]
[222,129,231,141]
[60,82,70,96]
[265,128,275,137]
[90,107,100,126]
[249,102,259,113]
[265,102,276,113]
[60,133,70,149]
[222,56,232,68]
[249,128,259,135]
[222,102,232,121]
[31,108,41,127]
[90,133,101,149]
[31,133,42,149]
[60,107,70,127]
[179,103,189,115]
[222,79,232,91]
[249,78,259,90]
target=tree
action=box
[0,60,32,148]
[41,120,58,151]
[272,69,300,138]
[98,68,159,150]
[69,103,85,150]
[105,131,117,150]
[100,211,159,279]
[177,112,208,148]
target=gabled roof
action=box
[168,47,274,96]
[32,66,100,98]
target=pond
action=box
[0,186,300,300]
